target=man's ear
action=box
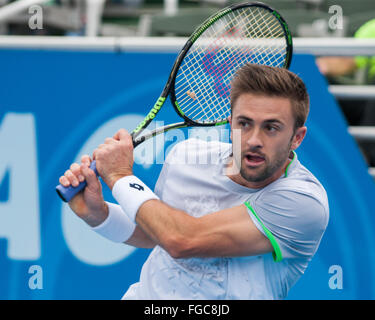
[291,126,307,150]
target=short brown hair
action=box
[230,64,309,130]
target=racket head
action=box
[169,2,293,127]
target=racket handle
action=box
[56,160,98,202]
[56,134,145,202]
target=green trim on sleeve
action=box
[284,150,296,177]
[244,201,283,262]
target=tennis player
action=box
[59,64,329,300]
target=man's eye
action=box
[266,125,279,132]
[239,121,249,128]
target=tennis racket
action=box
[56,1,293,202]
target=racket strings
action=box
[183,26,284,120]
[191,9,285,119]
[175,8,267,116]
[175,6,288,124]
[180,10,284,121]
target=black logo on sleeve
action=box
[129,183,144,191]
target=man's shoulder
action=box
[251,161,329,260]
[274,158,327,201]
[258,159,329,223]
[270,161,329,225]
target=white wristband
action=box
[112,175,159,223]
[91,202,136,243]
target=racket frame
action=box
[56,1,293,201]
[132,1,293,146]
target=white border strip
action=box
[0,36,187,52]
[330,85,375,100]
[349,126,375,141]
[0,36,375,55]
[293,38,375,56]
[369,167,375,178]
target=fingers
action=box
[113,128,126,141]
[81,163,100,192]
[71,163,84,183]
[93,130,132,160]
[104,137,117,145]
[93,138,115,160]
[60,129,132,187]
[81,154,91,166]
[113,128,132,144]
[92,145,105,161]
[59,156,93,188]
[59,175,70,187]
[59,166,80,188]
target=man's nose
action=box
[246,128,263,149]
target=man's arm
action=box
[59,155,157,248]
[94,128,273,259]
[125,225,156,249]
[316,56,357,77]
[135,199,273,259]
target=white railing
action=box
[348,127,375,141]
[0,36,374,54]
[369,167,375,178]
[293,38,375,56]
[329,85,375,100]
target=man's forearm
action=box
[89,201,156,248]
[135,200,197,257]
[110,175,198,256]
[125,225,157,249]
[82,202,109,227]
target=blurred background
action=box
[1,0,374,173]
[0,0,375,300]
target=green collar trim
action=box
[284,150,296,178]
[244,202,283,262]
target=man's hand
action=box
[93,128,134,190]
[59,155,108,227]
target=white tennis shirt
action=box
[121,138,329,299]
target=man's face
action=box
[229,93,306,188]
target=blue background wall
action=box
[0,48,374,299]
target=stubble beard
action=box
[239,139,293,183]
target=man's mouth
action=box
[244,153,266,167]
